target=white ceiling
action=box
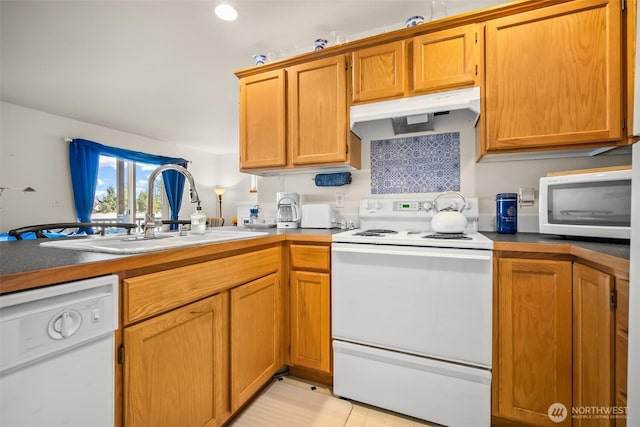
[1,0,500,154]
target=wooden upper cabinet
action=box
[496,258,573,426]
[239,70,286,170]
[288,55,350,165]
[484,0,622,153]
[351,40,407,103]
[412,24,479,94]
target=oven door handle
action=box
[332,246,491,261]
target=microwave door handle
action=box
[560,210,615,219]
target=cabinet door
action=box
[288,55,349,165]
[351,41,407,103]
[290,270,331,374]
[496,258,572,426]
[124,294,229,427]
[239,70,287,169]
[230,273,281,410]
[615,279,629,427]
[484,0,622,152]
[573,263,615,427]
[412,24,478,94]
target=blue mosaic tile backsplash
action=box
[370,132,460,194]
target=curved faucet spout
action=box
[144,164,200,238]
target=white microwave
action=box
[539,168,632,239]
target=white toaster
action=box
[301,204,337,228]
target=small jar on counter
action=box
[496,193,517,234]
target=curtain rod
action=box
[63,137,191,164]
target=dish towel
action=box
[314,172,352,187]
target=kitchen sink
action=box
[39,229,269,254]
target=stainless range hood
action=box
[350,86,481,136]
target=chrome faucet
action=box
[144,164,200,238]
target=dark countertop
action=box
[482,232,631,261]
[1,228,630,293]
[0,227,342,277]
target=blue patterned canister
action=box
[496,193,517,234]
[314,38,328,50]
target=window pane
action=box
[93,155,121,223]
[92,156,163,232]
[136,163,163,224]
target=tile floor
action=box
[281,376,437,427]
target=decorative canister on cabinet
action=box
[496,193,517,234]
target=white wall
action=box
[252,112,632,231]
[2,102,633,233]
[0,102,227,232]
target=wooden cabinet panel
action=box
[573,263,615,427]
[289,244,330,271]
[123,247,280,324]
[230,273,281,410]
[496,258,572,425]
[288,55,349,165]
[615,279,629,427]
[351,41,407,103]
[124,294,229,427]
[239,70,286,169]
[290,270,331,374]
[484,0,622,153]
[412,24,478,94]
[238,55,360,172]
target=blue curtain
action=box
[69,139,188,232]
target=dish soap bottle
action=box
[191,204,206,234]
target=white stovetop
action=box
[332,197,494,250]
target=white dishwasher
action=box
[0,274,118,427]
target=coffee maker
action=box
[276,192,300,229]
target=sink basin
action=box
[39,229,269,254]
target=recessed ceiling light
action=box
[215,4,238,21]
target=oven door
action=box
[332,242,492,368]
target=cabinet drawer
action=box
[290,244,330,271]
[124,246,280,324]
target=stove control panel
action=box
[360,198,479,220]
[393,201,422,211]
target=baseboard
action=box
[288,365,333,387]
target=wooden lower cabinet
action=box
[290,270,331,373]
[230,273,282,411]
[615,279,629,427]
[495,257,628,427]
[495,258,573,426]
[288,244,332,377]
[123,293,230,427]
[573,263,615,427]
[121,246,282,427]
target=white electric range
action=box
[331,197,493,427]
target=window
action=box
[91,155,167,231]
[69,138,188,233]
